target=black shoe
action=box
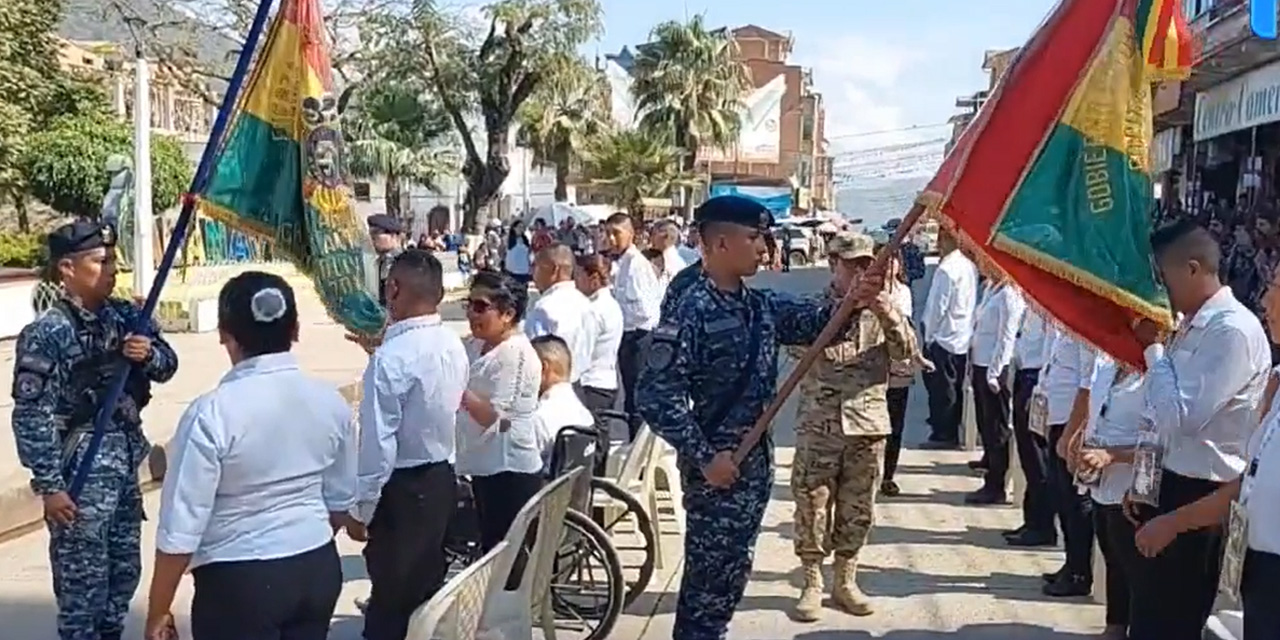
[968,458,989,471]
[1005,529,1058,547]
[919,439,962,450]
[1042,573,1091,597]
[964,488,1009,505]
[1002,525,1027,538]
[1041,566,1067,583]
[880,479,902,497]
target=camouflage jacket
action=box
[792,288,912,437]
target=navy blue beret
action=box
[694,195,773,229]
[47,220,116,260]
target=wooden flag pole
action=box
[732,201,929,465]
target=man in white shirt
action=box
[605,212,665,440]
[967,276,1026,504]
[1003,310,1059,547]
[651,220,689,286]
[1126,221,1270,640]
[921,230,979,448]
[526,243,597,388]
[350,250,470,640]
[678,226,702,265]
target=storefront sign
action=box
[1254,0,1278,39]
[1151,127,1182,174]
[1194,59,1280,141]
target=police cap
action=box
[367,214,403,235]
[47,220,117,261]
[694,195,774,230]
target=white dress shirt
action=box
[1084,357,1146,505]
[613,245,664,331]
[457,335,545,476]
[970,283,1026,382]
[660,246,689,287]
[922,249,978,355]
[504,239,532,275]
[677,245,701,265]
[1245,372,1280,555]
[355,314,469,523]
[1144,286,1271,482]
[1043,331,1100,426]
[532,381,596,471]
[581,287,624,390]
[524,280,597,383]
[155,353,356,568]
[1014,310,1055,370]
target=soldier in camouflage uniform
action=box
[788,231,911,621]
[12,220,178,640]
[639,197,884,640]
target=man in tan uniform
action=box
[789,231,913,621]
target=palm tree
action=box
[581,129,692,215]
[630,16,752,208]
[517,55,610,203]
[342,82,457,220]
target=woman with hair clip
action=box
[457,270,545,552]
[144,271,357,640]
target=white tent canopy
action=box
[523,202,607,228]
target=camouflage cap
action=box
[827,231,875,261]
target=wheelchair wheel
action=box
[589,477,657,607]
[550,509,625,640]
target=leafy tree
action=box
[581,129,690,216]
[21,112,193,219]
[365,0,603,232]
[516,54,609,202]
[343,82,459,220]
[630,16,751,212]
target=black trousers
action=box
[191,541,341,640]
[972,364,1012,491]
[1047,423,1095,578]
[618,329,649,440]
[883,387,910,482]
[1012,368,1054,534]
[1243,549,1280,640]
[1094,501,1137,628]
[1128,470,1224,640]
[923,342,967,443]
[363,461,456,640]
[580,385,617,477]
[472,471,545,552]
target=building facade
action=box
[946,47,1018,154]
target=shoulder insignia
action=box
[16,353,55,376]
[12,371,45,401]
[646,322,680,370]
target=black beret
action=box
[694,195,774,230]
[366,214,403,234]
[47,220,117,260]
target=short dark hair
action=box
[530,334,572,375]
[389,249,444,305]
[604,212,633,228]
[576,253,612,281]
[1151,219,1221,274]
[469,270,529,323]
[217,271,298,358]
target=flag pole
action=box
[732,201,928,465]
[67,0,278,499]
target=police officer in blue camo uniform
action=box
[637,195,886,639]
[11,220,178,640]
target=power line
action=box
[827,121,951,140]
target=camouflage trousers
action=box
[50,435,146,640]
[791,433,885,562]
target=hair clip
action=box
[250,287,288,323]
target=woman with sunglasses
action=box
[456,271,546,552]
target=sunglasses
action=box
[464,298,494,314]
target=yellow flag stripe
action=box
[240,18,327,141]
[1057,16,1152,173]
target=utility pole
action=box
[132,44,155,298]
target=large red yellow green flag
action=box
[921,0,1192,368]
[197,0,386,337]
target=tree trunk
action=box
[460,129,514,234]
[384,171,401,218]
[553,140,570,202]
[13,192,29,233]
[677,126,698,220]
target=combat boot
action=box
[792,560,824,622]
[832,556,874,616]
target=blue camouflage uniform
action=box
[11,221,178,640]
[637,196,839,640]
[661,259,703,318]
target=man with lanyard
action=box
[12,220,179,640]
[367,214,404,308]
[1123,220,1269,640]
[637,195,884,639]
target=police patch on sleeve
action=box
[647,323,680,370]
[13,372,44,401]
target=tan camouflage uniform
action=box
[788,231,912,621]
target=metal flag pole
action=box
[68,0,278,499]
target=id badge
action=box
[1029,388,1049,438]
[1218,500,1249,603]
[1130,417,1164,507]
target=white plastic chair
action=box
[479,469,583,640]
[1205,610,1244,640]
[1092,539,1107,606]
[598,424,666,568]
[962,381,979,451]
[405,541,510,640]
[651,439,686,535]
[1007,436,1026,507]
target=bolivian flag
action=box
[920,0,1192,368]
[197,0,386,337]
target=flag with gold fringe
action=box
[196,0,386,336]
[919,0,1193,368]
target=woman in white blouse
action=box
[145,272,356,640]
[575,253,625,473]
[503,221,533,285]
[457,270,545,552]
[1075,357,1144,640]
[878,242,931,496]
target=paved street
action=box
[0,266,1104,638]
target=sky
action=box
[588,0,1060,153]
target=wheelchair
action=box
[443,410,657,640]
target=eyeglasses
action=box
[464,298,493,314]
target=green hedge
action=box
[0,232,44,268]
